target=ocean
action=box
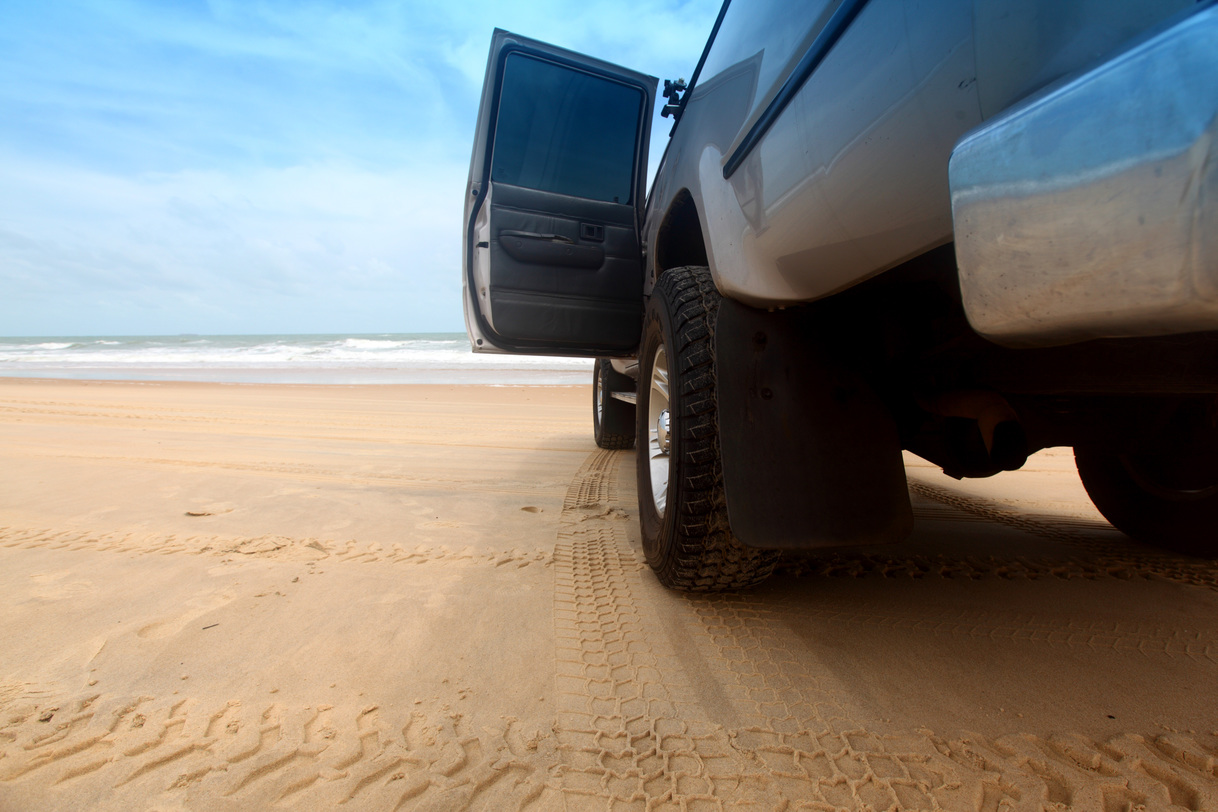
[0,333,595,385]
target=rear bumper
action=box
[950,5,1218,348]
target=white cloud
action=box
[0,158,468,334]
[0,0,724,336]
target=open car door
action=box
[463,30,657,356]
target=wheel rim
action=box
[594,364,604,425]
[648,344,670,517]
[1121,453,1218,502]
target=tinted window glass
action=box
[493,53,642,204]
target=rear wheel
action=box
[636,266,779,591]
[593,358,635,450]
[1075,444,1218,558]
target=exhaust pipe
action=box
[919,390,1028,472]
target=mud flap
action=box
[715,300,913,550]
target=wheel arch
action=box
[651,189,709,287]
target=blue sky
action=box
[0,0,719,336]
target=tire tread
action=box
[1075,445,1218,558]
[594,358,635,450]
[644,266,779,591]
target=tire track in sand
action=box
[0,526,552,570]
[4,452,1217,810]
[773,480,1218,593]
[550,449,1218,810]
[907,479,1218,591]
[4,449,566,496]
[0,691,558,810]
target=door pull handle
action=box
[499,230,573,244]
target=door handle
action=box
[499,230,574,245]
[498,229,604,269]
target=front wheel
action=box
[636,266,779,591]
[1075,445,1218,558]
[593,358,635,450]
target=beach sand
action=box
[1,377,1216,810]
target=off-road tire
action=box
[593,358,635,450]
[637,265,779,591]
[1075,445,1218,558]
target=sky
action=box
[0,0,720,337]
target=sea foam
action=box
[0,333,596,385]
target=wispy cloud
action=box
[0,155,467,332]
[0,0,720,336]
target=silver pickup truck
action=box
[463,0,1218,590]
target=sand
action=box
[0,377,1216,811]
